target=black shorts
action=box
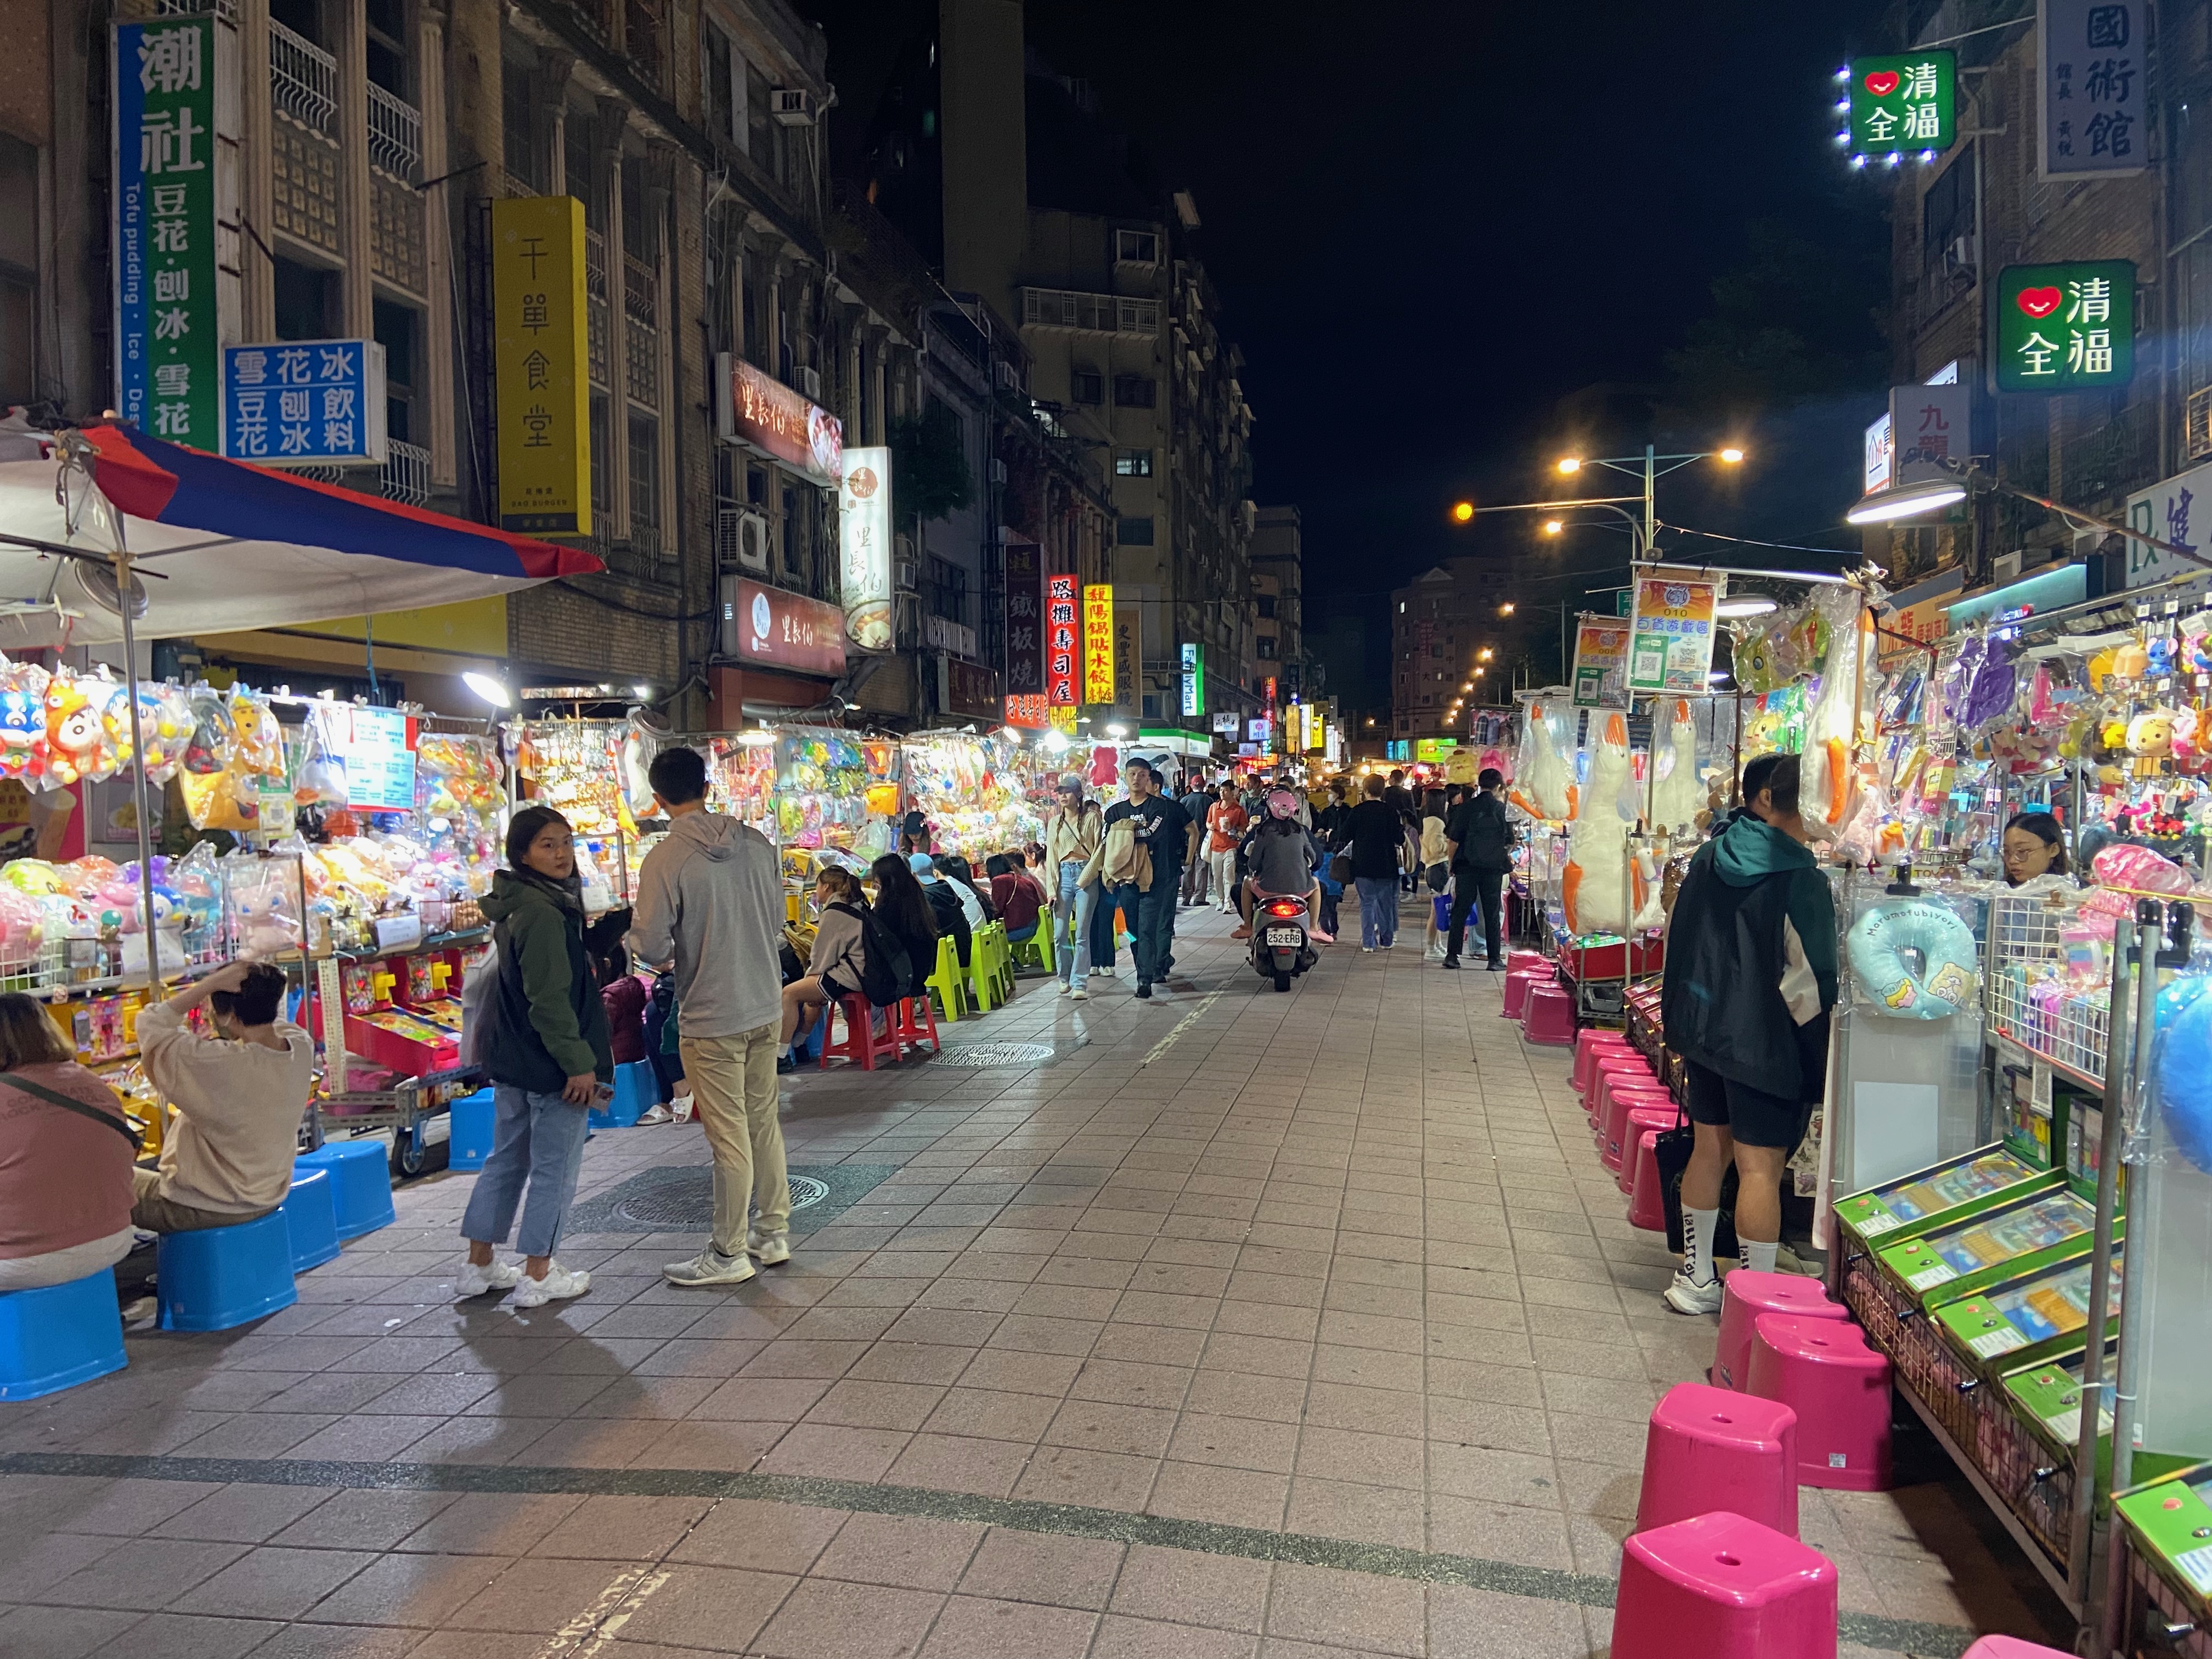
[1426,863,1449,893]
[1683,1057,1810,1150]
[820,972,857,1004]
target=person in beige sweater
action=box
[133,960,315,1233]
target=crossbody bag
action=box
[0,1071,143,1152]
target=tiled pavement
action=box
[0,898,2073,1657]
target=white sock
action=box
[1685,1206,1720,1284]
[1742,1238,1778,1274]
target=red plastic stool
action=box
[1522,983,1577,1045]
[1636,1383,1800,1538]
[1574,1030,1635,1095]
[1593,1052,1657,1108]
[1627,1127,1670,1231]
[1712,1271,1850,1392]
[1502,968,1549,1019]
[891,994,940,1058]
[1747,1312,1892,1491]
[1616,1105,1678,1191]
[1960,1640,2078,1658]
[819,995,902,1071]
[1613,1510,1836,1659]
[1506,948,1547,978]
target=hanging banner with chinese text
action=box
[838,445,892,650]
[1888,381,1970,468]
[114,16,224,450]
[1626,569,1718,695]
[492,196,590,534]
[1046,574,1077,708]
[1082,583,1114,703]
[2125,461,2212,591]
[1003,693,1049,730]
[1571,618,1632,709]
[1995,261,2135,392]
[1005,542,1042,695]
[1847,51,1956,157]
[1113,604,1141,712]
[222,340,386,464]
[2041,0,2143,177]
[718,354,842,487]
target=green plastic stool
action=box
[991,923,1017,1001]
[926,934,968,1023]
[966,922,1003,1013]
[1010,916,1055,977]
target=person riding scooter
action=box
[1236,791,1331,943]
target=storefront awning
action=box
[0,425,602,649]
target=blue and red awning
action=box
[0,423,602,648]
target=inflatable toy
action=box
[1563,713,1630,936]
[1847,897,1978,1017]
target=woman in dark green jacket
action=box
[456,805,613,1308]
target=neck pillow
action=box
[1847,896,1979,1018]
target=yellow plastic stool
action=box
[926,935,968,1023]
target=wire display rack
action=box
[2118,1530,2212,1658]
[1985,892,2111,1087]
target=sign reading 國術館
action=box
[2042,0,2144,178]
[1994,261,2135,392]
[492,196,591,535]
[1846,50,1955,158]
[222,341,386,465]
[114,16,228,451]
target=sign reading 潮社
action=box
[114,16,224,451]
[1995,261,2135,392]
[732,577,847,677]
[719,355,843,487]
[1847,51,1956,157]
[493,196,591,534]
[2041,0,2143,178]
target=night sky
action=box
[800,0,1897,706]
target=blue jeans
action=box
[1356,876,1399,949]
[1114,879,1176,984]
[1056,862,1096,986]
[460,1084,591,1259]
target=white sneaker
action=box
[455,1257,521,1297]
[1057,981,1070,996]
[746,1231,791,1266]
[662,1246,757,1287]
[511,1262,591,1307]
[1070,984,1088,1002]
[1661,1267,1725,1316]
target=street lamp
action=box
[1542,520,1564,536]
[1499,602,1516,616]
[1844,456,2208,570]
[1478,647,1494,661]
[1451,501,1475,523]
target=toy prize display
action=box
[902,732,1042,856]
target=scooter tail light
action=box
[1266,901,1305,917]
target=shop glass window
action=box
[628,411,658,555]
[364,0,408,99]
[502,58,542,190]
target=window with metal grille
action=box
[926,555,968,625]
[628,411,658,554]
[1071,368,1102,404]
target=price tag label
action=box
[1969,1328,2026,1359]
[1908,1262,1959,1290]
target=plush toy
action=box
[1799,592,1872,837]
[1649,699,1703,832]
[42,675,101,788]
[2175,707,2205,772]
[2128,709,2177,778]
[1562,713,1631,938]
[1509,701,1576,822]
[0,681,45,783]
[2112,640,2151,681]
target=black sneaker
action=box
[1486,958,1505,972]
[1441,956,1460,970]
[1133,982,1153,1000]
[775,1054,796,1074]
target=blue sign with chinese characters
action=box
[221,340,387,465]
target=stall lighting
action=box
[633,684,653,699]
[1846,477,1967,524]
[520,684,611,699]
[462,672,512,708]
[1040,729,1071,753]
[736,729,777,747]
[1105,723,1128,738]
[1715,597,1779,618]
[1451,501,1475,523]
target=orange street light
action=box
[1479,647,1493,661]
[1451,500,1475,523]
[1499,602,1516,615]
[1557,457,1582,475]
[1719,447,1746,464]
[1474,666,1486,677]
[1542,520,1563,535]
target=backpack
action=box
[456,938,504,1071]
[828,900,912,1008]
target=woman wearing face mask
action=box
[2000,810,2069,887]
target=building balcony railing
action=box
[624,253,658,333]
[269,19,337,136]
[1022,287,1160,334]
[381,439,431,507]
[367,82,422,182]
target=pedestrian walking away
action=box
[1347,773,1405,951]
[1102,757,1189,998]
[1657,752,1837,1313]
[1441,767,1516,970]
[629,744,792,1289]
[1178,775,1216,907]
[460,807,614,1307]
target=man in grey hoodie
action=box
[629,745,791,1287]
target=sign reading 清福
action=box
[1571,619,1630,709]
[1995,262,2135,392]
[492,196,590,535]
[1046,575,1078,708]
[719,354,842,487]
[1627,567,1719,695]
[115,16,224,451]
[732,577,846,677]
[1082,583,1114,704]
[838,445,891,650]
[2042,0,2143,177]
[1847,51,1956,157]
[223,341,387,465]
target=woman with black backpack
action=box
[780,867,870,1061]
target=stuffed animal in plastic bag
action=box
[293,703,347,806]
[0,658,48,784]
[42,673,102,788]
[1509,701,1576,822]
[1799,593,1872,837]
[1562,713,1630,938]
[1649,699,1703,831]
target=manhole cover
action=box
[926,1041,1058,1068]
[568,1163,896,1234]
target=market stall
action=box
[902,730,1043,858]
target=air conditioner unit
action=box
[895,556,919,593]
[992,360,1020,392]
[770,88,816,126]
[2189,386,2212,461]
[989,458,1007,486]
[716,505,770,573]
[795,364,822,400]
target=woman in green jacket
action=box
[456,805,613,1308]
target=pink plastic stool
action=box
[1637,1383,1800,1537]
[1627,1128,1669,1230]
[1600,1079,1669,1166]
[1502,969,1548,1019]
[1960,1640,2077,1659]
[1747,1312,1892,1491]
[1593,1063,1662,1122]
[1712,1272,1850,1393]
[1613,1510,1837,1659]
[1506,948,1547,978]
[1573,1030,1635,1095]
[1522,984,1577,1045]
[1617,1106,1678,1191]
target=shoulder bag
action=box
[0,1071,143,1152]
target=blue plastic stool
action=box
[448,1088,496,1171]
[293,1141,396,1239]
[588,1060,655,1128]
[1433,894,1451,932]
[280,1167,341,1273]
[156,1210,298,1332]
[0,1270,127,1401]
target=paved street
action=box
[0,902,2067,1658]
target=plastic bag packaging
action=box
[0,656,49,785]
[42,670,104,788]
[294,703,348,806]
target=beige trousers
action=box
[679,1022,789,1257]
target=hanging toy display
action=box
[1847,896,1980,1017]
[41,672,103,789]
[1509,700,1575,822]
[1798,589,1872,838]
[0,656,49,784]
[1562,712,1630,938]
[1649,698,1703,831]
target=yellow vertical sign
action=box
[1081,584,1115,704]
[493,196,591,535]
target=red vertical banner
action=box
[1046,574,1078,708]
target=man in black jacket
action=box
[1441,768,1515,970]
[1657,753,1838,1313]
